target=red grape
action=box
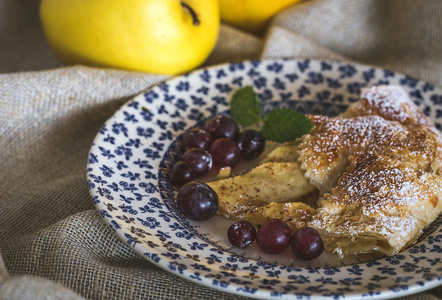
[237,129,266,160]
[170,161,194,187]
[204,115,239,140]
[182,148,212,177]
[256,219,291,254]
[182,128,212,150]
[291,227,324,260]
[227,220,256,248]
[176,181,219,221]
[209,138,240,168]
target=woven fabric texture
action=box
[1,0,441,299]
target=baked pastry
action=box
[209,161,317,219]
[246,202,316,232]
[342,85,434,127]
[299,85,442,256]
[212,85,442,257]
[300,115,442,256]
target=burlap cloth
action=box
[1,0,441,299]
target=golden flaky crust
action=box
[212,85,442,257]
[210,162,316,219]
[342,85,434,127]
[299,85,442,256]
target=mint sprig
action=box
[230,86,314,143]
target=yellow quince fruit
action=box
[219,0,303,35]
[39,0,220,75]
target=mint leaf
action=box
[261,108,314,143]
[229,86,314,143]
[230,86,262,127]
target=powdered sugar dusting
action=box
[300,85,442,256]
[343,85,433,127]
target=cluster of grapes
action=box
[171,114,324,260]
[228,219,324,260]
[171,115,266,188]
[173,115,266,221]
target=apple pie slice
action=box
[299,86,442,256]
[212,85,442,257]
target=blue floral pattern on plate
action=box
[87,59,442,299]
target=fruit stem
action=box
[181,2,200,26]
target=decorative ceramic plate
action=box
[87,59,442,299]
